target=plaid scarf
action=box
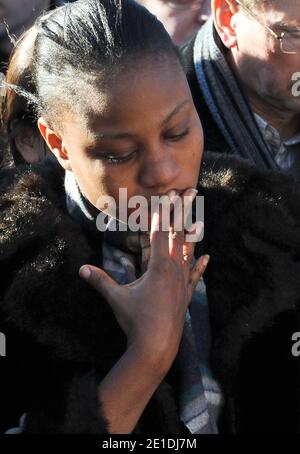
[193,17,280,171]
[64,170,223,434]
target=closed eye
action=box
[165,128,190,142]
[105,150,138,165]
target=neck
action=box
[247,94,300,141]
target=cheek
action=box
[258,55,292,94]
[67,156,109,207]
[85,162,138,209]
[236,22,270,63]
[274,59,299,91]
[102,166,137,199]
[189,120,204,165]
[178,127,203,184]
[186,148,202,182]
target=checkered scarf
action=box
[65,170,223,434]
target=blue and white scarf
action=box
[193,17,279,171]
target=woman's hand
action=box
[79,188,209,366]
[79,188,209,433]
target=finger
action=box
[187,255,210,302]
[168,193,184,260]
[182,221,204,284]
[185,220,204,244]
[170,188,198,262]
[182,221,204,261]
[182,225,199,264]
[182,242,196,263]
[149,191,176,263]
[182,241,197,286]
[79,265,120,305]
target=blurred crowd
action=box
[139,0,211,45]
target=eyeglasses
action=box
[235,0,300,55]
[163,0,204,11]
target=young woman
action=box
[1,0,300,434]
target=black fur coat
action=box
[1,155,300,434]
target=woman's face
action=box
[42,58,204,220]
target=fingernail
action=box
[187,188,198,200]
[79,266,91,280]
[151,211,160,233]
[202,255,210,267]
[168,189,177,198]
[167,190,179,205]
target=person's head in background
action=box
[213,0,300,138]
[1,24,49,166]
[140,0,211,45]
[0,1,54,66]
[23,0,203,216]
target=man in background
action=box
[140,0,211,45]
[182,0,300,182]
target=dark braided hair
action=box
[31,0,181,128]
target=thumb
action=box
[79,265,119,304]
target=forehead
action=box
[257,1,300,25]
[75,59,191,139]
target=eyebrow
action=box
[161,99,190,125]
[92,99,191,141]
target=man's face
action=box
[142,0,211,45]
[0,0,49,38]
[231,1,300,113]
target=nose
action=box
[138,150,180,192]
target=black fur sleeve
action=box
[0,164,126,433]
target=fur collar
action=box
[0,159,126,367]
[1,154,300,393]
[199,153,300,390]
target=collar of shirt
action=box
[254,113,300,148]
[254,113,300,173]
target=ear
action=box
[11,119,44,164]
[38,117,72,171]
[212,0,239,49]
